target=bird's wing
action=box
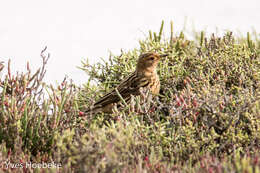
[93,71,149,109]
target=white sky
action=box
[0,0,259,85]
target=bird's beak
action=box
[160,54,168,58]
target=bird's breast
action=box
[147,73,160,95]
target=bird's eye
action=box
[149,57,155,60]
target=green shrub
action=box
[0,22,259,172]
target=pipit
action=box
[86,52,167,113]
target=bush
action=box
[0,22,259,172]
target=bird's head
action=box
[136,52,167,73]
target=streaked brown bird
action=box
[86,52,167,113]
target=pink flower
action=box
[78,111,85,116]
[144,156,149,162]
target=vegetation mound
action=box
[0,22,259,172]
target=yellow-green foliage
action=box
[0,22,259,172]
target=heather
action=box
[0,22,259,172]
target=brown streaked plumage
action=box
[86,52,167,113]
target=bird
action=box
[86,52,167,113]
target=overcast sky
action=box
[0,0,259,85]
